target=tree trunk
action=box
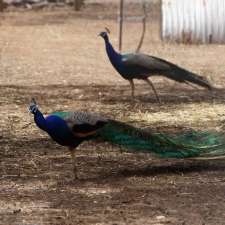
[0,0,6,12]
[74,0,84,11]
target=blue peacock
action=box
[29,98,225,179]
[99,29,213,103]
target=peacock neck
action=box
[33,111,78,147]
[34,109,48,132]
[105,38,121,66]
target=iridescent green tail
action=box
[97,121,225,158]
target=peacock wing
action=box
[52,111,108,138]
[122,53,177,72]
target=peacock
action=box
[29,99,225,179]
[99,29,213,103]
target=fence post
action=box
[119,0,124,52]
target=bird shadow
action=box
[100,86,225,105]
[1,84,225,106]
[116,161,225,177]
[75,159,225,184]
[3,136,225,186]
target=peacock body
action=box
[29,100,225,160]
[99,31,213,102]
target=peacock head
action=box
[98,27,110,41]
[29,98,38,114]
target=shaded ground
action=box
[1,8,225,225]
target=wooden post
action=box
[119,0,124,52]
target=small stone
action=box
[156,215,166,220]
[13,209,21,214]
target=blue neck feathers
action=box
[33,109,77,147]
[104,37,122,67]
[34,109,48,132]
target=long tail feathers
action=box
[150,56,214,90]
[98,121,225,159]
[169,66,213,90]
[179,70,213,90]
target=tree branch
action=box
[136,0,147,53]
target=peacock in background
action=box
[99,29,213,103]
[29,99,225,179]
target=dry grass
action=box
[0,8,225,225]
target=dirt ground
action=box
[1,5,225,225]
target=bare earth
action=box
[0,7,225,225]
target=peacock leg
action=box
[145,78,161,103]
[128,79,135,99]
[69,147,78,179]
